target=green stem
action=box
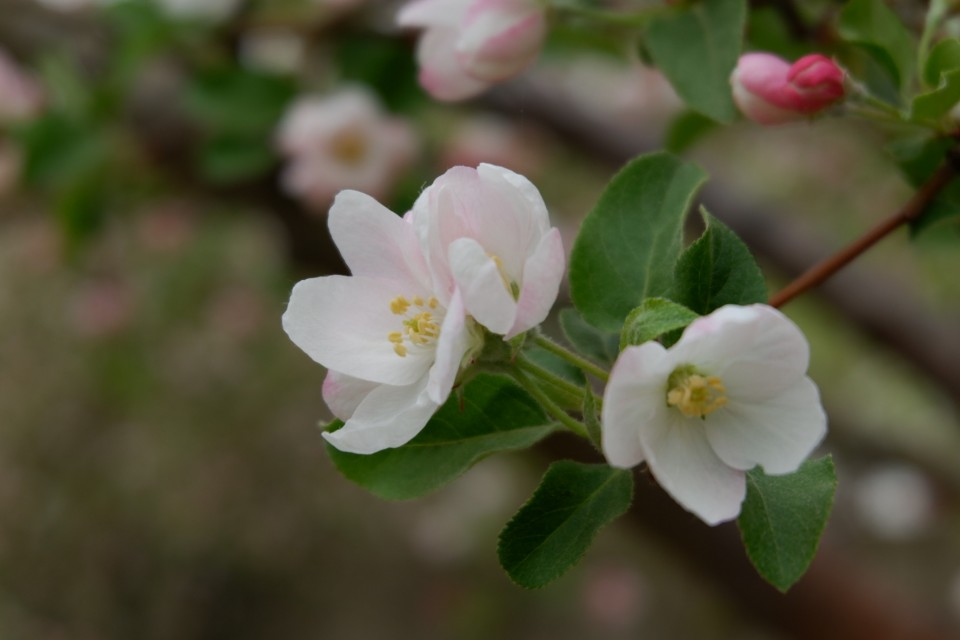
[532,334,610,383]
[508,367,593,443]
[516,354,586,403]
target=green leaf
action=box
[569,152,708,332]
[911,69,960,122]
[645,0,746,123]
[922,38,960,87]
[664,110,719,154]
[887,135,960,234]
[558,308,620,367]
[327,374,556,500]
[183,67,296,135]
[738,456,837,592]
[498,461,633,588]
[673,209,767,314]
[620,298,699,349]
[838,0,915,92]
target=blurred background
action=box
[1,0,960,638]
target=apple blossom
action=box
[408,163,564,339]
[283,190,481,454]
[397,0,546,101]
[602,304,827,525]
[276,88,418,212]
[731,53,845,125]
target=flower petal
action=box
[282,275,433,385]
[416,29,490,101]
[323,370,380,420]
[640,410,747,525]
[705,376,827,475]
[671,304,810,400]
[329,190,432,290]
[508,227,564,338]
[601,342,675,469]
[449,236,516,334]
[322,375,438,454]
[398,0,468,28]
[426,288,470,404]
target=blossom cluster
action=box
[283,163,827,524]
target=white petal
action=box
[426,288,470,404]
[641,410,747,525]
[282,275,433,385]
[705,376,827,474]
[329,190,432,290]
[322,370,380,420]
[397,0,468,27]
[322,375,439,454]
[601,342,675,469]
[449,236,516,334]
[477,163,550,236]
[671,304,810,400]
[507,227,564,338]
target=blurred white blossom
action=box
[852,464,935,540]
[276,88,418,212]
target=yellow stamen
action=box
[666,367,727,418]
[330,130,368,167]
[394,344,408,357]
[428,297,438,309]
[413,296,424,306]
[390,296,410,315]
[489,253,520,301]
[388,332,403,343]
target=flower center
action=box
[387,295,441,357]
[666,365,727,418]
[330,129,368,167]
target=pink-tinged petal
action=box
[456,0,545,82]
[398,0,469,28]
[732,81,804,125]
[323,370,380,420]
[449,237,517,334]
[323,376,439,454]
[282,275,433,385]
[508,227,564,338]
[601,342,675,469]
[427,288,470,403]
[671,305,809,400]
[731,52,844,124]
[328,190,432,289]
[705,376,827,475]
[640,409,747,525]
[416,29,490,101]
[477,163,550,236]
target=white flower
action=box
[601,304,827,525]
[408,163,564,339]
[277,88,418,212]
[0,50,43,124]
[397,0,546,101]
[282,190,478,454]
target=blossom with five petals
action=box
[408,163,564,340]
[601,304,827,525]
[282,190,477,454]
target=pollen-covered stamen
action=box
[387,295,443,357]
[666,365,728,418]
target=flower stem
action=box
[769,155,959,308]
[532,333,610,383]
[515,353,587,408]
[508,367,595,444]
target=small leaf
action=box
[838,0,915,93]
[569,152,708,332]
[673,209,767,314]
[197,134,277,184]
[558,308,620,367]
[645,0,746,123]
[620,298,699,349]
[738,456,837,592]
[498,461,633,589]
[911,69,960,122]
[327,374,555,500]
[922,38,960,88]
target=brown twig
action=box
[768,157,959,308]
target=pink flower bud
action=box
[731,52,845,125]
[398,0,546,102]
